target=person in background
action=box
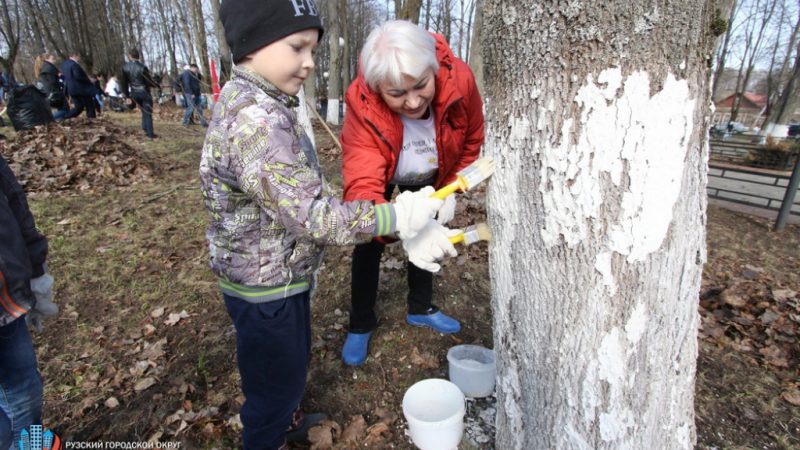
[0,154,59,448]
[339,20,485,366]
[89,74,104,115]
[61,52,96,119]
[104,75,124,112]
[33,54,68,121]
[119,48,159,139]
[179,63,208,127]
[203,1,457,447]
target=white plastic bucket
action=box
[447,344,496,398]
[402,378,465,450]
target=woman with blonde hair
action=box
[34,53,67,120]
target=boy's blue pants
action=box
[0,317,42,449]
[224,292,311,450]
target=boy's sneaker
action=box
[342,331,373,366]
[407,310,461,334]
[286,410,327,444]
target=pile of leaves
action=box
[699,266,800,405]
[0,118,158,193]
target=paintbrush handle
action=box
[432,181,462,200]
[448,232,465,244]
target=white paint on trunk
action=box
[326,98,340,125]
[538,68,695,264]
[594,252,617,295]
[624,303,647,345]
[296,87,315,149]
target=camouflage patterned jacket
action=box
[199,66,396,303]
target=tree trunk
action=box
[340,0,350,89]
[483,0,714,448]
[175,0,197,66]
[711,0,738,100]
[209,0,232,83]
[326,0,341,125]
[189,0,211,88]
[468,0,484,93]
[763,41,800,137]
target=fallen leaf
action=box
[410,347,439,369]
[308,420,340,450]
[165,310,190,326]
[364,422,390,446]
[151,307,165,318]
[340,415,367,443]
[782,390,800,406]
[134,377,157,392]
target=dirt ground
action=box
[1,108,797,449]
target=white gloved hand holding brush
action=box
[402,220,459,272]
[436,195,456,225]
[392,186,443,240]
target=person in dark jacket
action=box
[61,52,96,119]
[34,53,67,121]
[0,154,58,448]
[179,63,208,127]
[119,48,159,139]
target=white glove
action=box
[436,194,456,225]
[402,220,459,272]
[27,273,58,333]
[392,186,443,240]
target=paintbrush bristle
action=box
[462,222,492,245]
[474,223,492,242]
[458,157,497,190]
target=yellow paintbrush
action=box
[431,157,497,200]
[448,223,492,245]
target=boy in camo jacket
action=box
[201,1,458,448]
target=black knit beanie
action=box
[220,0,324,63]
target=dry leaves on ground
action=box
[0,118,158,193]
[699,266,799,392]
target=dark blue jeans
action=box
[224,291,311,450]
[131,91,154,138]
[182,94,207,126]
[0,317,42,449]
[65,95,95,119]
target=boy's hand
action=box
[392,186,443,240]
[27,273,59,333]
[402,220,458,273]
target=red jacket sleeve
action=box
[341,91,391,204]
[447,63,484,183]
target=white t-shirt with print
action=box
[391,110,438,186]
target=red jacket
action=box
[341,33,485,203]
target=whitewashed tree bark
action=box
[483,1,716,448]
[325,0,342,125]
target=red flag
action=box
[210,58,221,102]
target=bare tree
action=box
[326,0,342,124]
[467,0,483,92]
[396,0,422,23]
[763,40,800,135]
[483,0,716,447]
[730,0,779,121]
[209,0,232,83]
[712,0,740,98]
[0,0,22,75]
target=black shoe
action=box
[286,411,327,444]
[148,134,158,139]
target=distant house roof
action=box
[716,92,768,110]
